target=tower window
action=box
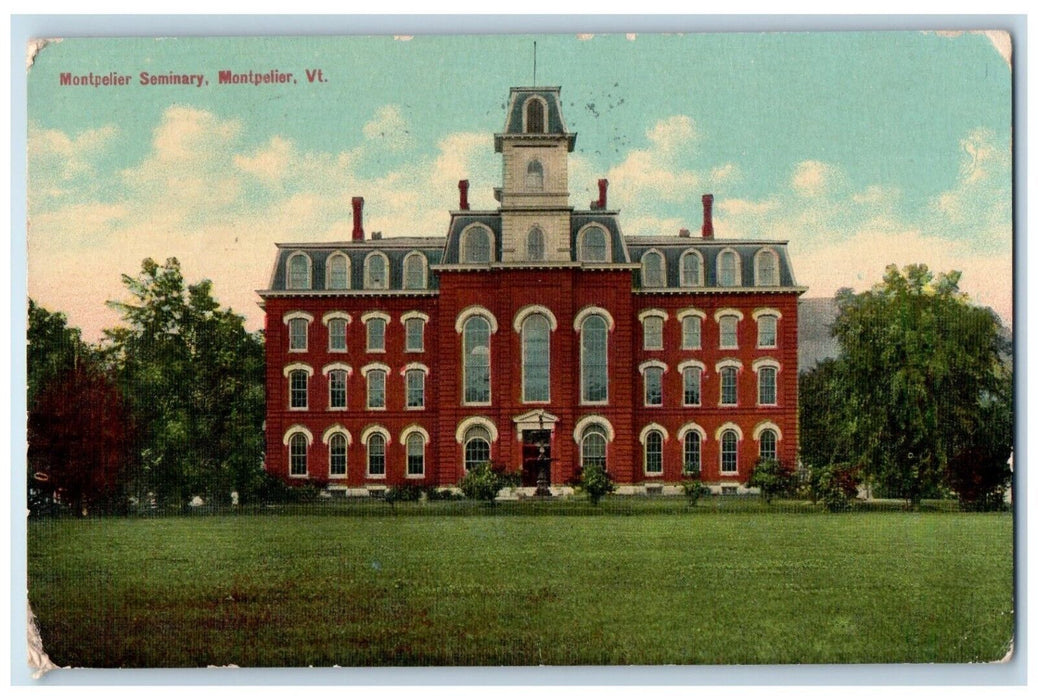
[525,98,545,133]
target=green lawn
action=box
[27,498,1014,667]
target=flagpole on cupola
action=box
[533,41,537,85]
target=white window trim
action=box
[714,422,744,441]
[283,311,314,353]
[752,357,781,373]
[677,422,708,443]
[640,248,667,288]
[322,313,351,353]
[713,308,746,323]
[512,305,559,333]
[325,251,351,290]
[401,310,431,324]
[638,422,670,444]
[282,425,314,446]
[283,311,315,325]
[362,362,390,411]
[362,311,390,353]
[754,311,780,349]
[752,359,781,406]
[286,430,310,479]
[716,312,742,350]
[519,312,552,404]
[573,305,616,332]
[401,311,429,352]
[402,364,429,410]
[362,250,391,290]
[752,421,784,442]
[322,424,353,445]
[578,313,611,406]
[754,247,780,287]
[460,224,495,265]
[637,308,668,351]
[322,425,352,480]
[402,251,429,290]
[522,94,549,134]
[362,425,391,479]
[679,249,705,287]
[323,363,352,411]
[717,423,743,474]
[401,425,429,478]
[716,247,742,287]
[678,360,705,407]
[460,315,493,407]
[576,224,612,264]
[676,308,706,350]
[285,251,313,290]
[717,360,741,407]
[579,426,609,469]
[751,307,784,321]
[454,416,499,444]
[639,424,668,477]
[455,306,499,334]
[283,362,314,378]
[572,415,616,444]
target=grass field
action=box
[28,497,1014,667]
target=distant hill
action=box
[798,297,840,373]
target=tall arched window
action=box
[403,252,426,290]
[644,430,664,475]
[579,227,608,262]
[522,314,550,402]
[680,250,703,287]
[462,227,492,264]
[527,227,545,261]
[463,425,492,470]
[718,250,739,287]
[289,432,308,476]
[326,253,350,290]
[525,98,545,133]
[759,429,778,461]
[641,250,665,287]
[756,249,779,286]
[367,433,386,477]
[406,432,426,477]
[287,253,311,290]
[329,433,347,477]
[364,252,389,290]
[721,430,739,473]
[581,425,608,470]
[683,432,701,474]
[463,317,491,404]
[580,315,608,403]
[526,160,544,191]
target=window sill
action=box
[405,473,425,480]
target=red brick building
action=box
[259,85,806,494]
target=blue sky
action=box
[27,32,1013,340]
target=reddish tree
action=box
[28,364,132,515]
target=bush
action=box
[423,486,464,501]
[580,463,615,506]
[459,462,518,505]
[681,479,711,506]
[385,485,423,505]
[810,462,860,512]
[747,459,797,504]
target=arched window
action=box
[364,252,389,290]
[680,250,703,287]
[367,369,386,409]
[326,253,350,290]
[758,367,777,406]
[579,227,608,262]
[525,98,545,133]
[683,366,702,406]
[526,160,544,191]
[683,431,701,474]
[718,249,740,287]
[682,315,702,349]
[329,433,347,477]
[759,429,778,461]
[405,318,425,352]
[526,227,545,261]
[719,315,739,349]
[367,433,386,477]
[287,252,311,290]
[641,250,665,288]
[406,368,425,409]
[720,366,738,406]
[581,424,608,470]
[755,249,779,286]
[328,369,347,409]
[757,315,778,348]
[643,366,663,406]
[522,313,550,402]
[288,317,308,351]
[463,425,492,470]
[462,227,492,264]
[289,370,308,409]
[289,432,308,476]
[642,315,664,350]
[405,432,426,477]
[580,315,608,403]
[721,430,739,473]
[327,318,347,352]
[644,430,664,475]
[403,252,427,290]
[463,316,491,404]
[367,317,386,352]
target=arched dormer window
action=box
[578,225,609,263]
[755,248,779,286]
[286,252,312,290]
[527,227,545,261]
[717,248,741,287]
[524,97,546,134]
[461,225,493,264]
[641,250,666,288]
[526,160,544,191]
[326,252,350,290]
[680,249,704,287]
[403,251,427,290]
[364,251,389,290]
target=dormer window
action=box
[525,97,545,133]
[641,250,665,288]
[579,226,608,263]
[326,252,350,290]
[462,226,493,264]
[403,251,427,290]
[525,159,544,191]
[286,252,311,290]
[364,252,389,290]
[755,248,779,286]
[718,249,741,287]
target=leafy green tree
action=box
[579,463,615,506]
[27,299,92,406]
[798,359,853,471]
[746,459,796,504]
[105,258,266,509]
[458,462,518,505]
[809,462,861,512]
[822,264,1012,508]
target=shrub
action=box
[580,463,616,506]
[459,462,518,505]
[747,459,797,504]
[810,462,860,512]
[423,486,464,501]
[384,485,423,505]
[680,465,710,506]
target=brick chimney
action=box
[458,180,470,211]
[701,194,714,239]
[351,197,365,241]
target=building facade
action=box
[259,85,806,494]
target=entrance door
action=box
[522,430,551,487]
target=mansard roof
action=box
[495,86,577,152]
[626,237,800,289]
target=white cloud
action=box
[791,160,839,198]
[234,136,294,184]
[362,105,411,151]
